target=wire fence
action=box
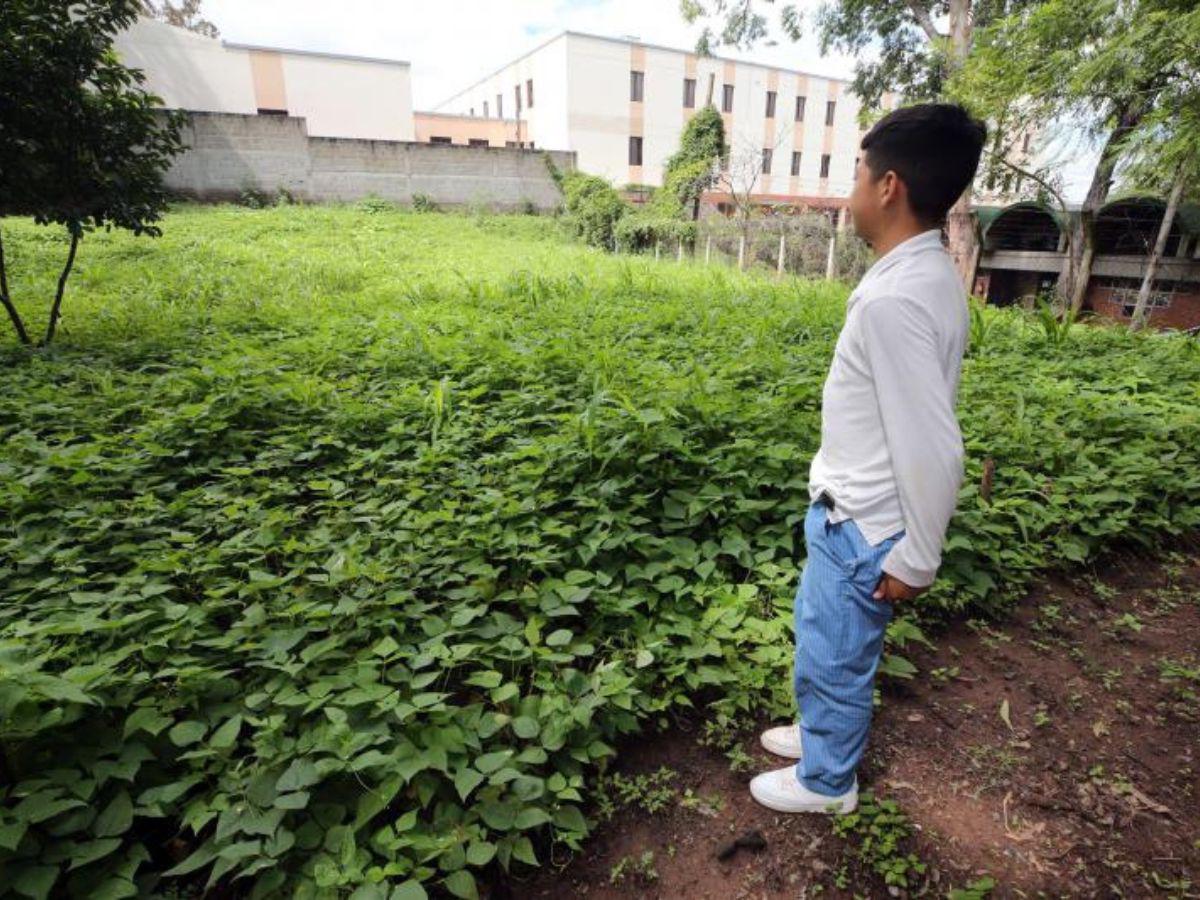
[621,211,875,283]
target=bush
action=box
[560,171,627,249]
[357,196,397,215]
[411,193,440,213]
[614,211,697,253]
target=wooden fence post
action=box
[737,235,746,270]
[705,236,712,264]
[777,233,786,276]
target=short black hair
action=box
[860,103,987,227]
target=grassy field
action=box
[1,204,1198,898]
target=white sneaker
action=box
[760,724,803,759]
[749,766,857,814]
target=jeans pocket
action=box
[840,522,904,618]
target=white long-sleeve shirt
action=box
[808,228,969,588]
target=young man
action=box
[750,103,986,814]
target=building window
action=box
[791,151,802,176]
[765,90,777,118]
[515,85,522,115]
[527,79,534,108]
[683,77,696,108]
[497,94,503,118]
[505,140,519,148]
[795,95,806,121]
[761,148,773,174]
[469,138,489,147]
[631,70,644,102]
[722,84,734,112]
[469,107,475,117]
[483,100,489,117]
[430,136,452,144]
[257,108,288,116]
[1115,285,1171,316]
[629,135,644,166]
[820,153,831,178]
[825,100,836,126]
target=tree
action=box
[952,0,1195,316]
[662,105,727,220]
[712,122,790,268]
[681,0,1029,286]
[1110,3,1200,331]
[0,0,185,347]
[142,0,219,38]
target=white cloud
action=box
[200,0,859,109]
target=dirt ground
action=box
[510,537,1200,899]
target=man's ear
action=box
[879,170,903,209]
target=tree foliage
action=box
[0,0,185,346]
[681,0,802,56]
[662,105,727,219]
[951,0,1200,312]
[141,0,219,38]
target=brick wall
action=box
[163,111,574,211]
[1087,283,1200,331]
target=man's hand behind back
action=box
[873,573,924,603]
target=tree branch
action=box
[0,225,32,346]
[906,1,943,42]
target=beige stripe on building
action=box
[789,75,809,196]
[760,69,780,195]
[821,80,840,186]
[249,50,288,112]
[628,43,646,184]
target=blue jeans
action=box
[793,500,905,796]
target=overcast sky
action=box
[199,0,1098,200]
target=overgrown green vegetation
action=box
[1,206,1198,898]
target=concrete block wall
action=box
[164,112,574,211]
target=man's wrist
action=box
[881,550,936,590]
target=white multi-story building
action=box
[436,31,888,208]
[115,17,415,142]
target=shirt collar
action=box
[859,228,945,287]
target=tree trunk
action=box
[947,194,975,287]
[1067,220,1095,317]
[1062,97,1146,313]
[42,232,80,347]
[1129,168,1185,332]
[945,0,976,287]
[0,226,32,345]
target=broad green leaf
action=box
[168,721,207,747]
[390,881,429,900]
[444,870,478,900]
[276,759,320,793]
[210,715,242,749]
